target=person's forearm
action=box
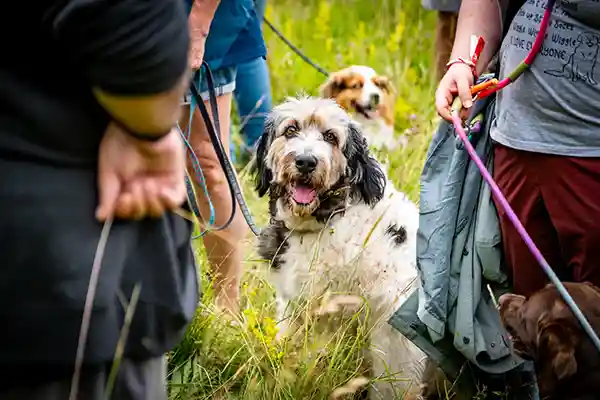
[50,0,192,138]
[96,0,222,136]
[189,0,221,36]
[93,70,191,136]
[451,0,508,75]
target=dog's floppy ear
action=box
[250,118,275,197]
[319,72,344,99]
[536,317,579,383]
[373,75,396,96]
[344,121,385,206]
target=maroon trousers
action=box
[493,143,600,297]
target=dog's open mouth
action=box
[353,102,378,120]
[291,183,317,205]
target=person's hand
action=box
[435,63,475,122]
[95,122,187,221]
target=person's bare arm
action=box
[435,0,509,119]
[50,0,193,138]
[188,0,221,70]
[189,0,221,37]
[451,0,508,75]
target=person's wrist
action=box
[446,57,477,79]
[446,62,476,84]
[111,118,171,143]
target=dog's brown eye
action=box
[350,82,363,89]
[284,125,298,137]
[322,130,337,144]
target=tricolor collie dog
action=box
[250,96,427,399]
[320,65,406,151]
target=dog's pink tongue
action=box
[366,109,379,119]
[293,185,317,204]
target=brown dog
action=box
[499,282,600,399]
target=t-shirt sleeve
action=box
[50,0,190,96]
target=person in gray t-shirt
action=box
[422,0,462,81]
[435,0,600,298]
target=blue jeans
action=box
[230,0,272,158]
[183,67,237,105]
[233,56,272,150]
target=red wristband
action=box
[446,36,486,80]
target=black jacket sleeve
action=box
[49,0,190,96]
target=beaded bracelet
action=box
[446,57,478,79]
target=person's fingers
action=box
[143,180,165,218]
[435,79,456,122]
[459,106,472,121]
[456,75,473,111]
[159,182,187,211]
[435,91,451,121]
[96,168,121,222]
[114,192,135,220]
[191,59,202,71]
[127,181,147,220]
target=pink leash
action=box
[449,0,600,352]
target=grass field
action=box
[167,1,440,398]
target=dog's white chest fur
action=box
[271,189,426,398]
[277,192,417,313]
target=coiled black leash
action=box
[183,61,260,237]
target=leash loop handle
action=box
[178,72,215,238]
[182,61,260,237]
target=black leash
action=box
[183,13,331,236]
[185,61,260,237]
[262,16,330,77]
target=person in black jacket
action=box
[0,0,215,398]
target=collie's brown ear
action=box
[319,72,345,99]
[372,75,396,96]
[536,318,578,381]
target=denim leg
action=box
[230,136,237,163]
[233,56,272,151]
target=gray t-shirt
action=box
[491,0,600,156]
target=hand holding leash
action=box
[96,122,187,221]
[435,63,475,122]
[435,36,486,122]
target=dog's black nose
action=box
[295,154,318,173]
[370,93,380,106]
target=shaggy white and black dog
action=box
[250,96,427,399]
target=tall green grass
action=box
[168,0,440,398]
